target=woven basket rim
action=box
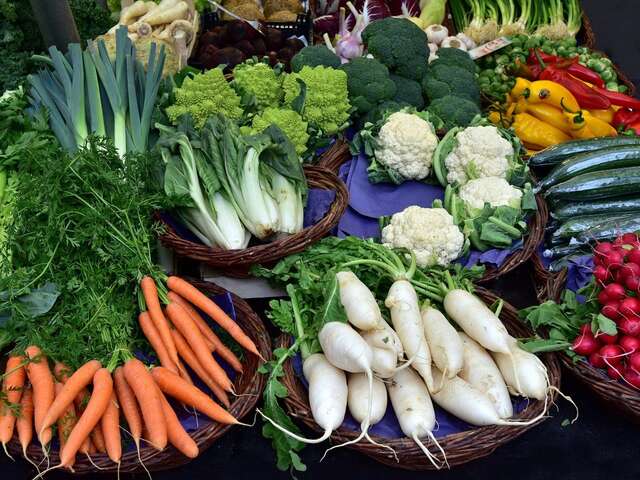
[158,165,349,276]
[278,287,561,470]
[6,281,271,474]
[317,139,548,283]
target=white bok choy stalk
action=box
[156,118,249,250]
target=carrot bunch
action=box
[0,276,261,472]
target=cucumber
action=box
[545,166,640,202]
[539,145,640,190]
[551,212,638,244]
[575,216,640,244]
[552,197,640,220]
[529,137,640,167]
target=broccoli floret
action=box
[422,64,480,104]
[433,48,477,74]
[232,61,283,109]
[339,57,397,115]
[245,107,310,155]
[389,75,425,110]
[291,45,342,72]
[427,95,481,131]
[361,18,429,82]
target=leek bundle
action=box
[27,26,166,156]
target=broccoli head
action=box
[422,63,480,104]
[389,75,425,110]
[291,45,342,72]
[433,48,477,74]
[339,57,397,115]
[232,61,283,109]
[427,95,481,131]
[361,18,429,82]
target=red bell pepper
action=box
[593,86,640,110]
[612,108,640,128]
[539,66,611,110]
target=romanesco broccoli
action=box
[166,68,243,128]
[246,108,310,156]
[232,61,283,110]
[282,66,351,136]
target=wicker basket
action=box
[6,281,270,474]
[159,165,348,277]
[278,287,561,470]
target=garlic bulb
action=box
[424,24,448,46]
[440,36,468,51]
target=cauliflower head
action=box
[459,177,523,211]
[232,62,283,110]
[375,112,438,181]
[382,206,465,267]
[166,68,243,128]
[248,107,309,156]
[282,66,351,136]
[444,125,514,185]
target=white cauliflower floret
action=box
[445,125,514,185]
[459,177,523,211]
[375,112,439,181]
[382,206,465,267]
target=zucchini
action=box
[551,212,638,244]
[552,197,640,220]
[539,145,640,190]
[545,166,640,202]
[529,136,640,167]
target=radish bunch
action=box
[572,232,640,386]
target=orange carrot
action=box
[157,388,198,458]
[55,383,77,464]
[101,392,121,464]
[168,291,244,373]
[171,329,230,408]
[138,311,178,374]
[141,276,180,368]
[122,358,167,451]
[16,386,33,457]
[176,358,193,385]
[167,277,261,358]
[87,438,96,455]
[59,368,113,468]
[152,367,237,424]
[40,359,102,436]
[113,367,142,447]
[0,356,26,447]
[25,346,55,446]
[166,302,233,393]
[91,419,106,454]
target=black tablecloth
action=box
[4,1,640,478]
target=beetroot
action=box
[619,335,640,354]
[620,317,640,337]
[252,38,267,57]
[572,334,600,356]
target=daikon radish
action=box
[421,305,463,381]
[492,345,549,401]
[337,271,384,331]
[361,330,398,378]
[458,333,513,419]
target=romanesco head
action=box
[250,107,309,156]
[166,68,243,128]
[232,62,283,110]
[282,66,351,136]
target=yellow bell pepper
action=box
[510,78,531,99]
[526,80,581,112]
[587,107,616,125]
[512,113,571,148]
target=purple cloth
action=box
[537,246,594,293]
[336,155,523,268]
[292,353,527,439]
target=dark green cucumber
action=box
[545,166,640,202]
[552,197,640,220]
[539,145,640,190]
[551,212,638,244]
[529,137,640,167]
[575,216,640,244]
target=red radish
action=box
[579,324,593,335]
[625,276,640,292]
[598,290,610,305]
[600,344,625,367]
[588,352,605,369]
[620,317,640,337]
[572,334,599,356]
[605,251,624,270]
[595,242,614,258]
[601,302,621,320]
[607,366,623,379]
[596,332,618,345]
[604,283,626,301]
[620,335,640,354]
[593,265,608,284]
[620,262,640,279]
[629,352,640,371]
[622,233,639,243]
[620,297,640,316]
[628,249,640,266]
[623,368,640,388]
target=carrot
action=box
[152,367,238,424]
[55,382,77,465]
[40,359,102,436]
[90,419,106,453]
[16,386,34,458]
[167,277,261,359]
[166,302,233,393]
[157,388,198,458]
[141,276,180,368]
[53,362,72,383]
[168,291,244,373]
[25,346,55,446]
[122,358,167,451]
[72,388,95,455]
[87,438,96,455]
[101,392,121,464]
[59,368,113,468]
[0,356,26,447]
[138,311,178,374]
[113,367,142,447]
[176,358,193,385]
[171,329,230,408]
